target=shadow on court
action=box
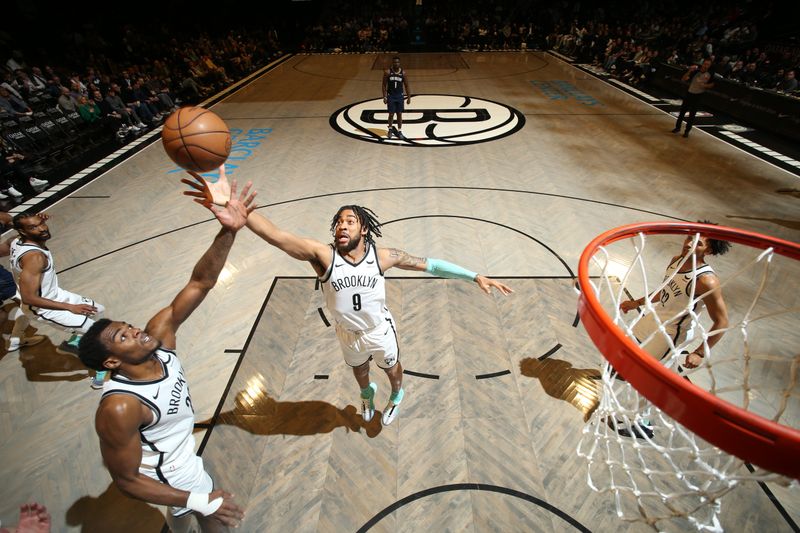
[519,356,601,422]
[66,482,165,532]
[17,339,89,383]
[204,390,383,438]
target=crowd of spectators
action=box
[1,26,281,205]
[548,3,799,95]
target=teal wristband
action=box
[425,258,477,281]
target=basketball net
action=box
[576,227,799,532]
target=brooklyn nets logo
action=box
[329,94,525,147]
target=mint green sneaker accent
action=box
[360,382,377,422]
[68,334,81,347]
[382,388,404,426]
[389,388,404,405]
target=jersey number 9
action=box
[353,293,361,311]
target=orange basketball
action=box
[161,107,231,172]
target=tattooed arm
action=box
[377,247,427,271]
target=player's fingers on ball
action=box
[184,191,206,199]
[180,178,202,190]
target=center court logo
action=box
[329,94,525,147]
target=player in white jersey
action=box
[10,212,107,388]
[245,203,513,426]
[77,171,255,532]
[616,224,730,439]
[620,225,730,370]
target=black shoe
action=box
[683,131,690,138]
[395,129,408,140]
[671,127,681,133]
[616,421,654,439]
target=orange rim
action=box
[578,222,800,479]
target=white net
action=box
[577,230,799,532]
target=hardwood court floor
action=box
[0,52,797,532]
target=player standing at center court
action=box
[383,56,411,139]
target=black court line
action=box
[744,463,800,532]
[403,369,440,379]
[318,307,331,327]
[193,423,212,429]
[572,311,580,327]
[383,214,574,277]
[56,185,688,275]
[196,276,279,457]
[224,349,242,354]
[538,344,562,361]
[357,483,591,533]
[475,369,511,380]
[188,274,593,533]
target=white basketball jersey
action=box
[320,243,388,331]
[9,239,60,300]
[102,348,197,484]
[634,258,715,353]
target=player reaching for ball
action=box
[221,198,514,426]
[77,168,256,532]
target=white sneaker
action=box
[0,190,7,200]
[361,382,377,422]
[30,177,48,190]
[381,389,404,426]
[137,122,146,128]
[7,335,46,352]
[7,187,23,198]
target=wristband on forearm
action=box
[425,258,478,281]
[187,492,224,516]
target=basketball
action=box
[161,107,232,172]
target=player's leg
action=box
[395,99,406,139]
[673,99,688,132]
[353,359,378,422]
[387,106,395,136]
[373,316,403,425]
[684,101,698,137]
[338,325,377,421]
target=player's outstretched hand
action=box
[183,166,257,231]
[15,502,51,533]
[619,300,639,314]
[476,275,513,295]
[208,490,245,528]
[181,165,232,207]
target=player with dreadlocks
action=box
[246,204,512,426]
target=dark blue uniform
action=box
[386,68,406,113]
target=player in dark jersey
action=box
[382,56,411,139]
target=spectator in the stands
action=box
[0,87,32,117]
[77,95,102,123]
[104,87,145,129]
[776,70,797,93]
[57,86,78,112]
[738,62,763,86]
[116,81,155,124]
